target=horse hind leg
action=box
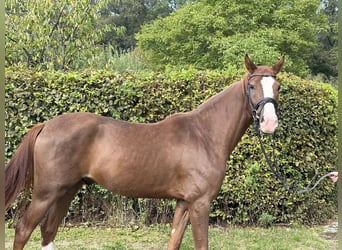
[13,193,58,250]
[40,182,82,249]
[167,200,189,250]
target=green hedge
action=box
[5,67,337,226]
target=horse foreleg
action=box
[188,199,210,250]
[167,200,189,250]
[40,183,81,249]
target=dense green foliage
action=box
[4,0,192,71]
[5,67,337,226]
[99,0,195,51]
[309,0,338,83]
[136,0,328,77]
[5,0,114,70]
[5,0,338,83]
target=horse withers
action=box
[5,54,284,250]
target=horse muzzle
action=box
[253,97,279,134]
[259,102,278,134]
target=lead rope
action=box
[246,74,334,194]
[253,122,289,189]
[253,121,335,194]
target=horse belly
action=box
[91,166,179,199]
[88,149,182,199]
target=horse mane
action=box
[5,123,45,210]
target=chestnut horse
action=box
[6,54,284,250]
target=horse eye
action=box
[248,84,255,90]
[277,85,281,91]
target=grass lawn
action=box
[5,223,336,250]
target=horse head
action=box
[244,54,285,134]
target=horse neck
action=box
[192,79,252,158]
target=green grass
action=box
[5,224,336,249]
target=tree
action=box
[308,0,337,82]
[98,0,196,53]
[5,0,115,71]
[136,0,328,76]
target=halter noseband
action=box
[246,74,279,124]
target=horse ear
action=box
[245,54,257,74]
[272,55,285,74]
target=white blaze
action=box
[260,77,278,133]
[42,242,54,250]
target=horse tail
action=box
[5,123,45,211]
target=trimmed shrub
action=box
[5,67,337,226]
